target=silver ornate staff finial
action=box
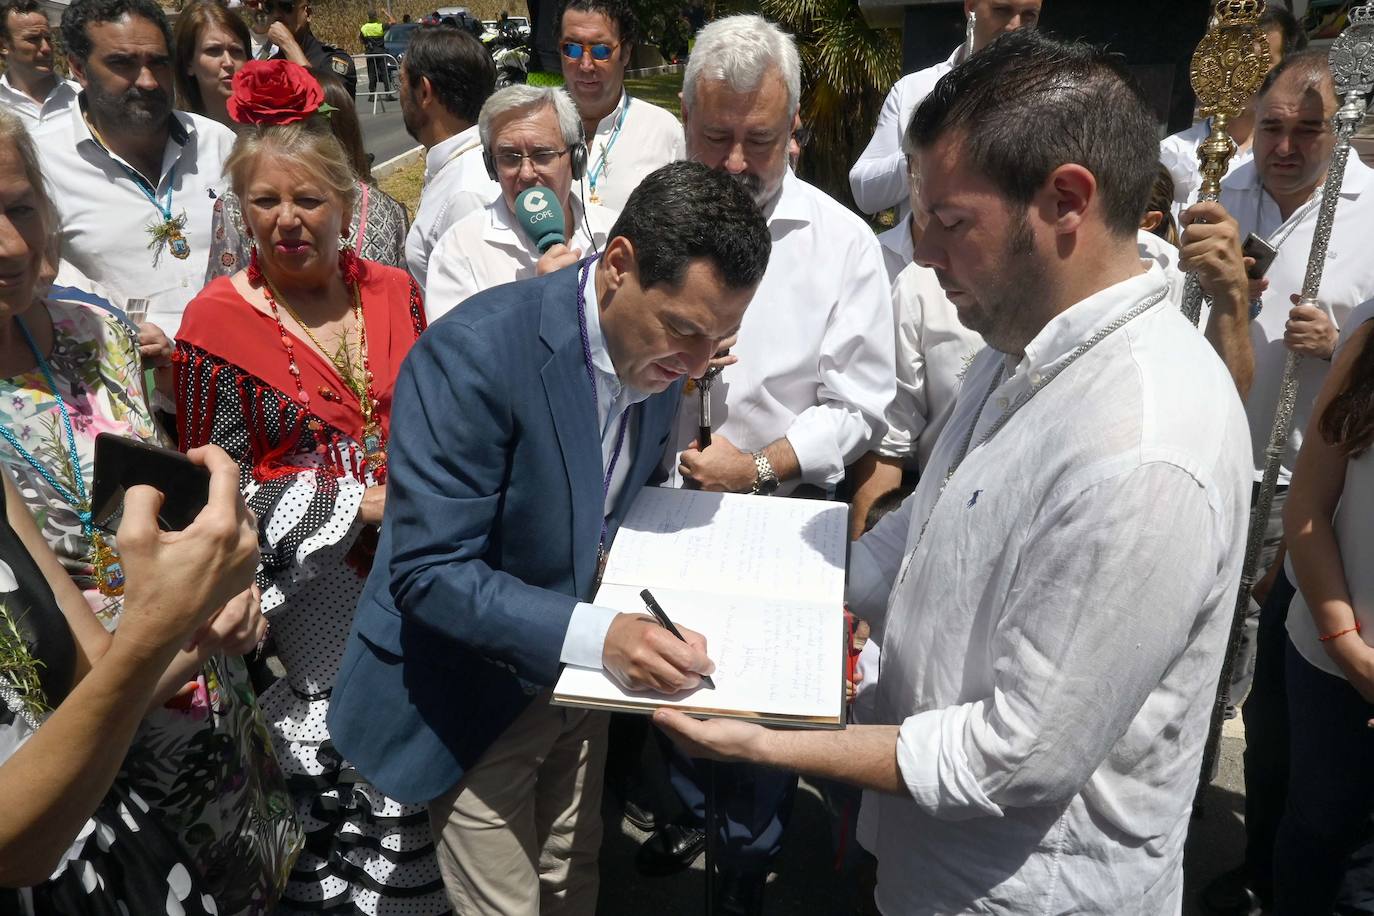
[1199,0,1374,791]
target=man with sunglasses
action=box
[424,85,617,321]
[557,0,683,211]
[251,0,356,98]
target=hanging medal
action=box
[84,113,190,265]
[0,318,126,597]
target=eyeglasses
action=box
[560,41,618,62]
[492,148,570,172]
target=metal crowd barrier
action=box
[354,51,402,115]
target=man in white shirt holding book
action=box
[657,31,1252,915]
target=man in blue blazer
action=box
[329,161,772,915]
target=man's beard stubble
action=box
[85,79,170,132]
[943,217,1050,354]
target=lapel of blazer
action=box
[539,267,602,599]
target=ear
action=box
[1140,210,1164,233]
[964,0,976,16]
[791,109,801,135]
[1041,162,1096,236]
[68,53,89,88]
[600,235,637,293]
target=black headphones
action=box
[483,122,588,181]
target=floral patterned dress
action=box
[0,297,302,915]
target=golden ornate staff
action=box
[1180,0,1272,326]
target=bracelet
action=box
[1319,622,1362,643]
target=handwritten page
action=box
[552,488,849,728]
[601,489,848,604]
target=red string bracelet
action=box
[1320,622,1363,643]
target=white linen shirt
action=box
[558,265,650,669]
[37,101,235,337]
[571,90,684,213]
[660,169,896,495]
[1220,155,1374,485]
[423,193,617,322]
[1136,228,1187,309]
[0,74,78,129]
[878,261,982,471]
[846,267,1251,914]
[403,124,499,293]
[849,46,962,217]
[1160,119,1254,212]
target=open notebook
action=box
[552,487,850,728]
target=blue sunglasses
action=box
[561,41,619,61]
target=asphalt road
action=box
[355,72,421,168]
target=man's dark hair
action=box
[610,161,771,290]
[556,0,637,47]
[402,24,494,125]
[1257,47,1332,100]
[1260,3,1308,58]
[61,0,171,64]
[0,0,43,40]
[907,30,1157,238]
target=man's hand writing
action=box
[602,613,714,694]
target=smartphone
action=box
[91,433,211,533]
[1242,233,1279,280]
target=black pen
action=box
[640,588,716,690]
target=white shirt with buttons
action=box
[1220,155,1374,485]
[37,99,235,337]
[0,73,78,130]
[570,90,684,213]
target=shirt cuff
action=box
[559,602,620,669]
[785,416,847,487]
[896,706,1003,821]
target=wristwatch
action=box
[750,451,780,496]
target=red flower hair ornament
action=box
[226,59,334,126]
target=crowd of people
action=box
[0,0,1372,913]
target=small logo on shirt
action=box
[967,490,983,508]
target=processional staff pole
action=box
[1199,2,1374,791]
[1180,0,1272,327]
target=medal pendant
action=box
[91,532,125,597]
[363,420,386,470]
[589,187,601,206]
[168,225,191,260]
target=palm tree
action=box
[761,0,901,214]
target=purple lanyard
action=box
[576,255,631,571]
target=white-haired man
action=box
[424,85,617,321]
[849,0,1041,223]
[638,15,895,913]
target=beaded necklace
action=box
[0,316,124,596]
[257,266,386,473]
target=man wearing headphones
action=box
[424,85,616,321]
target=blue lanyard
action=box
[119,161,175,223]
[588,96,631,191]
[575,255,631,566]
[0,318,94,529]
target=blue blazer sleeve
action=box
[385,317,577,687]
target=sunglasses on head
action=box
[561,41,617,61]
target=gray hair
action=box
[683,14,800,117]
[478,85,584,153]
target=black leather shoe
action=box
[622,798,657,833]
[635,823,706,876]
[715,872,766,916]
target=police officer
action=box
[259,0,357,98]
[359,9,390,96]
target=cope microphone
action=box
[513,186,567,253]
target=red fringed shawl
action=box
[174,261,426,483]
